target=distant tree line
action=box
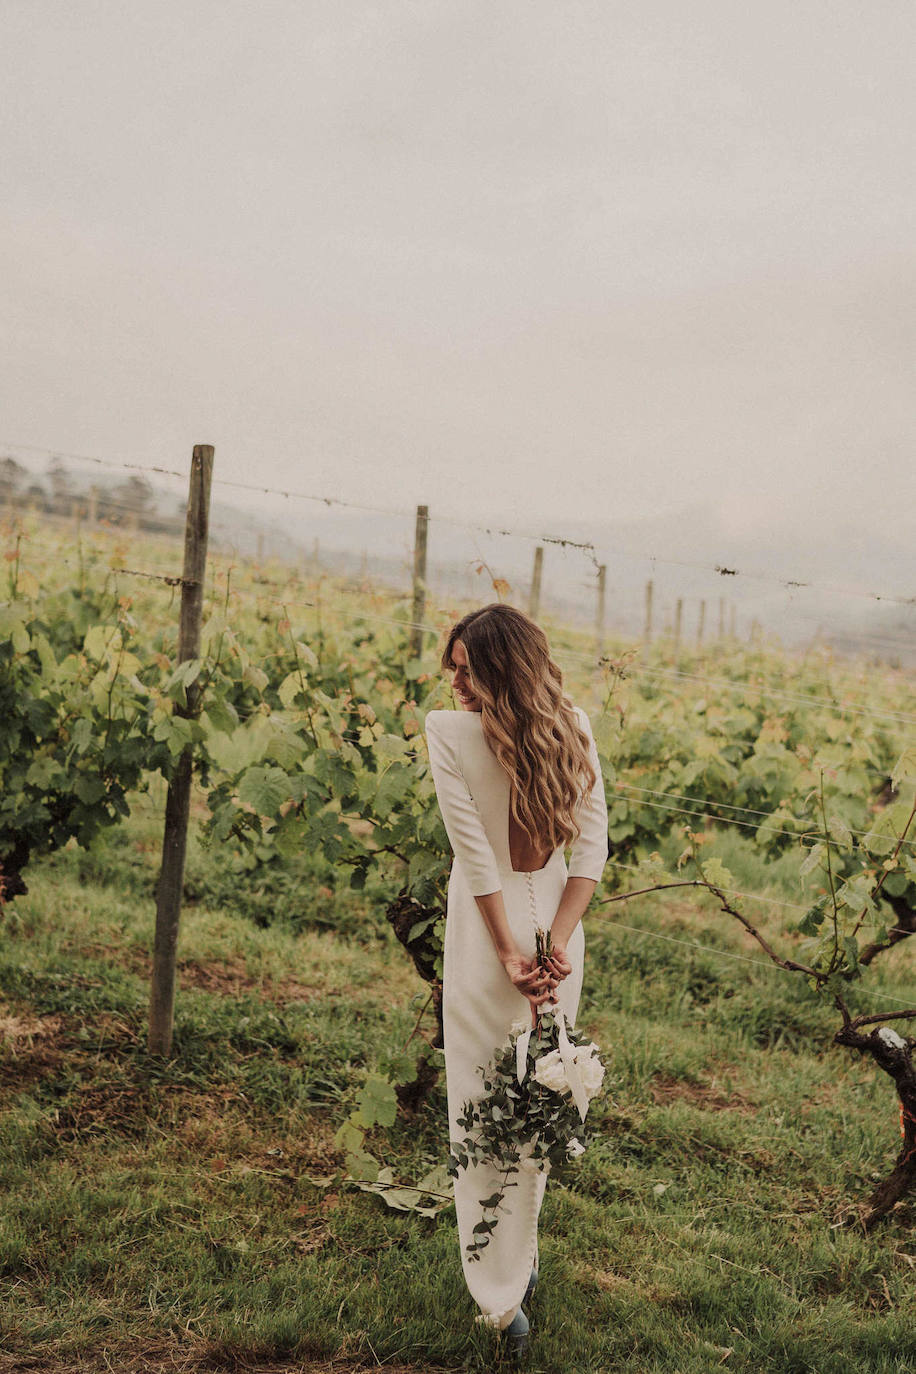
[0,456,184,536]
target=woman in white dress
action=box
[424,604,609,1354]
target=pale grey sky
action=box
[2,0,915,545]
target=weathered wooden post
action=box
[409,504,429,659]
[529,545,543,619]
[673,597,683,658]
[595,564,606,652]
[697,599,706,647]
[718,596,725,639]
[644,579,654,643]
[149,445,214,1057]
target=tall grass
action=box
[1,808,913,1373]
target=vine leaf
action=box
[355,1165,452,1217]
[354,1074,398,1129]
[699,857,735,890]
[238,765,292,816]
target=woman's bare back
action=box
[507,803,552,874]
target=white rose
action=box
[532,1044,605,1100]
[575,1043,605,1100]
[532,1048,568,1093]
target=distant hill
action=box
[9,452,913,664]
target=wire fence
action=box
[18,508,901,733]
[4,437,915,610]
[8,525,916,882]
[593,901,915,1014]
[3,454,913,1034]
[10,530,916,740]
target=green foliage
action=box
[0,589,160,895]
[449,1006,607,1259]
[4,519,915,1249]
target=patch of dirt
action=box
[0,1004,68,1052]
[649,1072,755,1115]
[579,1264,681,1304]
[0,1002,75,1091]
[798,1080,847,1115]
[60,944,322,1004]
[176,957,319,1004]
[53,1081,153,1141]
[0,1347,446,1374]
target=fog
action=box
[2,1,914,646]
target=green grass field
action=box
[1,780,914,1374]
[1,521,915,1373]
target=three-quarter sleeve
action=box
[425,712,503,897]
[567,707,609,882]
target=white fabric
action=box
[424,705,608,1328]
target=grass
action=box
[1,803,914,1374]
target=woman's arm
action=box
[425,713,502,896]
[566,708,609,884]
[550,876,598,947]
[426,713,551,1011]
[547,709,608,985]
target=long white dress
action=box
[424,703,609,1330]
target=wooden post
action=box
[697,599,706,646]
[149,445,214,1058]
[673,597,683,657]
[718,596,725,639]
[529,546,544,619]
[595,564,606,652]
[729,603,736,638]
[644,579,654,643]
[409,504,429,659]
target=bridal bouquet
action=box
[447,929,607,1259]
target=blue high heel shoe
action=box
[504,1306,530,1357]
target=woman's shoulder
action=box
[423,708,481,732]
[567,701,595,736]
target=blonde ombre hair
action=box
[441,604,597,852]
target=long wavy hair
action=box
[441,603,597,852]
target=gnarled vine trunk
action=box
[385,890,444,1049]
[834,1022,916,1229]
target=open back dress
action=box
[424,703,609,1330]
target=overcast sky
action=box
[2,1,915,555]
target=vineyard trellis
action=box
[1,444,914,1228]
[4,435,916,607]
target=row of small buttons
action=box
[524,870,539,930]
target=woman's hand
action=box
[543,941,572,997]
[501,952,555,1012]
